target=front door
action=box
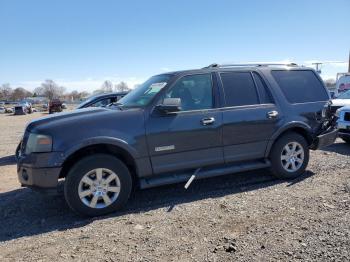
[146,73,224,174]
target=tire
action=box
[269,132,309,179]
[64,154,133,217]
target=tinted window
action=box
[220,72,259,106]
[90,98,112,107]
[253,72,273,104]
[271,70,329,103]
[165,74,213,111]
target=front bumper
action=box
[17,151,64,189]
[337,119,350,138]
[18,165,61,188]
[311,128,338,149]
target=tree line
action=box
[0,79,131,102]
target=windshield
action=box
[77,94,103,108]
[118,75,172,107]
[338,90,350,99]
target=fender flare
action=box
[62,136,139,162]
[264,121,313,158]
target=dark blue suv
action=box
[17,63,337,216]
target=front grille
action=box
[345,112,350,121]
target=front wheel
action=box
[64,154,132,216]
[269,132,309,179]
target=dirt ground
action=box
[0,112,349,261]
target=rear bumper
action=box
[311,128,338,149]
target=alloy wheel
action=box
[78,168,121,209]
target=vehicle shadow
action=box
[0,169,315,243]
[0,155,16,167]
[320,140,350,156]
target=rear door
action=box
[146,73,224,174]
[219,71,280,163]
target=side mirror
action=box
[156,98,181,114]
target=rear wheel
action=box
[64,154,132,216]
[269,132,309,179]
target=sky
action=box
[0,0,349,92]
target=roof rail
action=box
[202,62,298,69]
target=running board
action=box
[139,160,271,189]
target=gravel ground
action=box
[0,112,349,261]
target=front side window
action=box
[220,72,259,107]
[118,74,172,107]
[165,74,213,111]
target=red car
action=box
[49,99,63,114]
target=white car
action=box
[335,105,350,144]
[0,107,5,114]
[332,89,350,107]
[330,89,350,115]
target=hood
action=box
[26,107,142,134]
[331,99,350,107]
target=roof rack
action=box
[202,62,298,69]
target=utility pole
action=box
[312,62,323,74]
[348,50,350,73]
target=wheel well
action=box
[59,144,138,182]
[276,127,313,146]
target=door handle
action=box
[267,110,279,119]
[201,117,215,125]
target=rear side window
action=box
[271,70,329,103]
[252,72,273,104]
[220,72,259,106]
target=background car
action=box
[49,99,63,114]
[76,92,128,109]
[330,89,350,114]
[14,102,32,115]
[335,105,350,144]
[5,107,14,113]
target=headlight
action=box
[25,133,52,154]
